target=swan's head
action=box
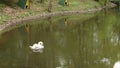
[38,41,43,45]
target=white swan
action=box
[113,61,120,68]
[29,41,44,50]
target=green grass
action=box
[53,0,101,11]
[0,15,11,24]
[0,0,102,24]
[16,11,37,18]
[0,3,4,9]
[0,4,3,7]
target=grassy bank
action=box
[0,0,115,24]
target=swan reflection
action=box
[32,48,44,53]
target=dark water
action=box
[0,8,120,68]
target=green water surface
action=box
[0,7,120,68]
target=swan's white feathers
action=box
[29,41,44,50]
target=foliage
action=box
[96,0,109,5]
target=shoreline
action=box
[0,4,116,32]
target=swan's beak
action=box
[29,46,32,49]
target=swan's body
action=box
[113,61,120,68]
[29,41,44,50]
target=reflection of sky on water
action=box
[99,58,111,65]
[110,32,119,46]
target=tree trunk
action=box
[104,0,109,6]
[40,0,44,3]
[48,0,53,12]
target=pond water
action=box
[0,7,120,68]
